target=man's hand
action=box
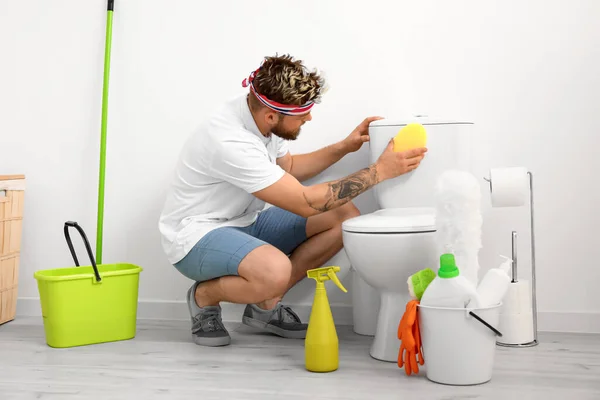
[375,139,427,181]
[341,116,384,153]
[279,116,384,182]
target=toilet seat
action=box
[342,207,436,234]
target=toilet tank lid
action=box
[369,117,473,127]
[342,208,436,234]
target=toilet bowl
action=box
[341,117,475,362]
[342,208,437,361]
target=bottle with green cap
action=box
[419,253,482,308]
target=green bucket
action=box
[34,221,142,348]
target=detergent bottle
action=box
[305,266,348,373]
[420,253,482,308]
[476,256,513,307]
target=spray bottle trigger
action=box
[327,269,348,293]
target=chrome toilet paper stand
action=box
[484,171,539,348]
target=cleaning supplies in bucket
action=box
[398,252,506,384]
[398,268,436,376]
[434,170,483,287]
[398,268,435,375]
[418,302,502,385]
[407,268,436,301]
[420,253,482,308]
[305,265,347,373]
[397,300,424,375]
[476,257,512,307]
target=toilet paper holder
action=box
[484,170,539,348]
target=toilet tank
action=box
[368,117,475,209]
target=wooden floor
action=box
[1,317,599,400]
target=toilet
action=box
[342,117,474,362]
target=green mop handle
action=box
[96,0,114,264]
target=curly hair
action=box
[250,54,326,108]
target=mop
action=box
[434,170,483,287]
[96,0,114,264]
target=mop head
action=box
[434,170,483,286]
[407,268,436,300]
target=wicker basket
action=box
[0,175,25,325]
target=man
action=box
[159,54,427,347]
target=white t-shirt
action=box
[158,93,290,265]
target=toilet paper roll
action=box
[501,281,532,315]
[489,167,529,207]
[497,281,535,345]
[497,311,535,345]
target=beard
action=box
[271,120,301,141]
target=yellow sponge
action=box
[393,123,427,152]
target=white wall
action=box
[2,0,599,332]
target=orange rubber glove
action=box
[397,300,424,375]
[413,307,424,366]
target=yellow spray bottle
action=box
[305,265,348,372]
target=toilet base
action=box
[369,291,410,362]
[351,270,380,337]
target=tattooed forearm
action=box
[303,165,379,213]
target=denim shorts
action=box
[173,207,308,283]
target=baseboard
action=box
[15,297,600,334]
[536,311,600,334]
[15,297,354,326]
[136,300,356,326]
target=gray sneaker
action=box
[186,282,231,346]
[242,302,307,339]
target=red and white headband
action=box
[242,67,314,116]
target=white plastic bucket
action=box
[418,303,503,385]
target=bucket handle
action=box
[64,221,102,282]
[469,311,502,337]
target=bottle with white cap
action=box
[476,257,513,307]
